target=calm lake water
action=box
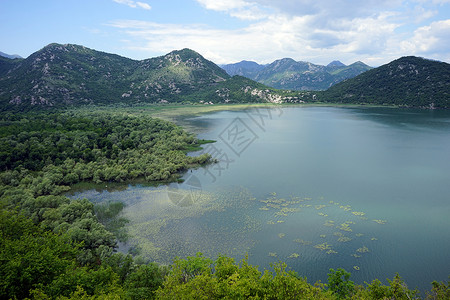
[71,106,450,292]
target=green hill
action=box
[320,56,450,108]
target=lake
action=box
[71,106,450,292]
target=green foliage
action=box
[156,253,332,299]
[427,279,450,300]
[327,268,355,299]
[352,273,421,299]
[124,263,165,299]
[0,211,78,299]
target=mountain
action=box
[221,60,265,79]
[320,56,450,108]
[0,44,305,110]
[0,51,22,60]
[221,58,372,91]
[327,60,346,68]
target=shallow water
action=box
[71,106,450,292]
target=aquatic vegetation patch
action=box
[373,219,387,224]
[293,239,312,245]
[323,220,335,227]
[356,246,370,253]
[338,236,352,243]
[314,242,332,251]
[123,186,261,263]
[352,211,365,217]
[337,223,353,232]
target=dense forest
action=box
[1,109,449,299]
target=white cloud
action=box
[195,0,249,11]
[402,19,450,56]
[136,2,151,10]
[108,0,450,65]
[113,0,151,10]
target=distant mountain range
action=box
[0,51,22,60]
[221,58,372,91]
[0,44,448,110]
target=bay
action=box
[70,106,450,292]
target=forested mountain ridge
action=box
[221,58,373,90]
[319,56,450,108]
[0,44,305,110]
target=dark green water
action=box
[71,106,450,292]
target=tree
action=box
[327,268,355,299]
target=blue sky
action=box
[1,0,449,66]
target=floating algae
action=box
[355,233,364,237]
[294,239,312,246]
[277,220,285,223]
[353,266,360,271]
[280,207,300,213]
[333,232,343,237]
[320,234,327,238]
[371,237,378,241]
[356,246,370,253]
[315,205,327,210]
[324,220,335,227]
[269,252,277,257]
[373,219,387,225]
[278,233,286,238]
[351,254,362,258]
[338,236,352,243]
[288,253,300,258]
[275,211,288,217]
[267,220,275,225]
[318,212,328,217]
[326,250,338,254]
[352,211,366,217]
[259,206,269,211]
[268,203,281,209]
[314,242,332,251]
[340,205,352,211]
[337,223,352,232]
